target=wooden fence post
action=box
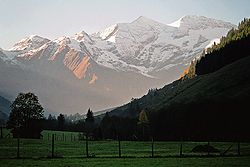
[86,134,89,158]
[207,141,210,156]
[118,136,121,158]
[151,138,154,157]
[17,136,20,158]
[0,126,3,139]
[180,142,183,157]
[52,134,55,158]
[238,142,240,156]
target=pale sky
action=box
[0,0,249,49]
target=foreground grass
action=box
[1,156,250,167]
[1,137,250,158]
[1,130,250,166]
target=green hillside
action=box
[109,54,250,117]
[106,53,250,141]
[104,18,250,141]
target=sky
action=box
[0,0,249,49]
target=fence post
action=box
[151,138,154,157]
[180,142,183,157]
[86,134,89,158]
[238,142,240,156]
[118,136,121,158]
[52,134,55,158]
[0,126,3,139]
[207,141,210,156]
[17,136,20,158]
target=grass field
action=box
[1,130,250,166]
[1,157,250,167]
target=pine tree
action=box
[85,108,95,135]
[57,114,65,130]
[138,110,149,140]
[86,108,94,123]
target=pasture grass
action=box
[1,130,250,166]
[1,157,250,167]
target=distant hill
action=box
[0,95,11,124]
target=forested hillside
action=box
[102,18,250,141]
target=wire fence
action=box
[0,129,250,159]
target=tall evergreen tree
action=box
[86,108,94,123]
[57,114,65,130]
[85,108,95,135]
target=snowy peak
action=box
[181,15,235,29]
[131,16,169,30]
[97,24,118,42]
[10,35,50,51]
[96,16,169,42]
[168,15,235,30]
[132,16,157,24]
[30,35,48,42]
[167,16,185,28]
[74,31,93,43]
[54,36,71,45]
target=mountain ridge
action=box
[0,15,235,114]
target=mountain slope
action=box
[1,49,159,114]
[108,54,250,118]
[106,54,250,140]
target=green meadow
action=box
[0,130,250,166]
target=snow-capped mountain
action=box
[10,35,50,51]
[9,15,234,78]
[91,15,234,75]
[0,15,235,114]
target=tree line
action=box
[6,92,152,140]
